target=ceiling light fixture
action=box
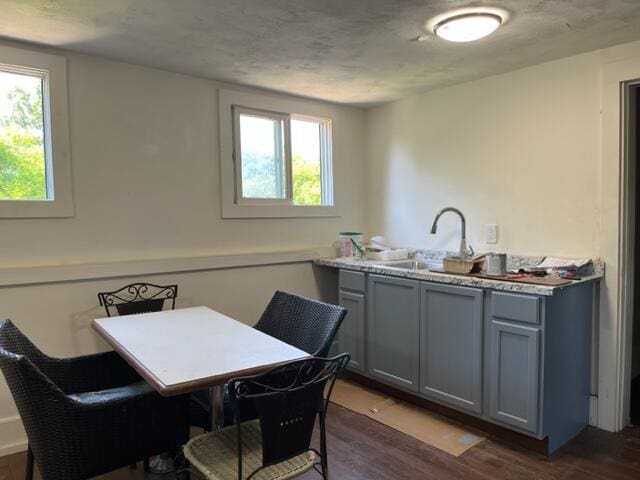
[427,8,508,43]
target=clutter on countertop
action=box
[319,246,604,296]
[509,256,594,278]
[366,249,410,261]
[362,235,410,261]
[485,253,507,276]
[442,253,486,274]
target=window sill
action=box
[222,203,339,219]
[0,198,74,218]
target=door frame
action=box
[619,80,640,429]
[601,42,640,432]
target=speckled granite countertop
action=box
[313,252,604,296]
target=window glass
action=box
[291,118,322,205]
[239,113,286,199]
[0,69,48,200]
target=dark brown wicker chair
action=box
[213,291,347,427]
[184,354,350,480]
[254,291,347,357]
[0,319,190,480]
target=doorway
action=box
[632,84,640,425]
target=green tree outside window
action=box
[0,73,47,200]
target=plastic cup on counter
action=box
[338,232,364,258]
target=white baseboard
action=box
[0,439,27,457]
[0,415,27,457]
[589,395,598,426]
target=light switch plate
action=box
[485,224,498,244]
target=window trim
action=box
[219,88,338,219]
[291,113,334,206]
[232,105,292,205]
[0,43,73,218]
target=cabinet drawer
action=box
[491,292,540,325]
[339,270,366,292]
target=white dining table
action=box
[92,306,310,430]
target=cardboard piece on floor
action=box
[330,379,485,457]
[329,378,388,416]
[372,400,485,456]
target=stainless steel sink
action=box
[379,260,442,271]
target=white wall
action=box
[0,42,364,453]
[366,51,602,257]
[0,49,366,267]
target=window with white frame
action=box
[233,106,333,206]
[219,88,336,218]
[0,67,50,200]
[0,44,72,217]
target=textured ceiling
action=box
[1,0,640,106]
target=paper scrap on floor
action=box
[330,379,485,457]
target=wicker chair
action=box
[254,291,347,357]
[183,354,350,480]
[0,319,190,480]
[208,291,346,427]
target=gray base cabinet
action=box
[420,283,483,414]
[337,270,367,371]
[488,292,542,434]
[489,320,540,433]
[331,268,594,453]
[338,290,366,372]
[367,274,420,392]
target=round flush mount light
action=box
[427,7,508,43]
[434,13,501,42]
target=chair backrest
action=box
[0,320,68,471]
[0,319,55,379]
[254,291,346,357]
[228,354,349,478]
[97,282,178,317]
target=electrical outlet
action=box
[485,224,498,244]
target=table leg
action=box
[210,385,224,431]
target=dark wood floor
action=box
[2,404,639,480]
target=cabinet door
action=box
[338,290,366,372]
[420,283,483,414]
[367,275,420,391]
[489,320,540,433]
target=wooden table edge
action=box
[159,353,312,396]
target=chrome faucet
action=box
[430,207,474,258]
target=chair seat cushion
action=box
[69,381,153,404]
[184,420,316,480]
